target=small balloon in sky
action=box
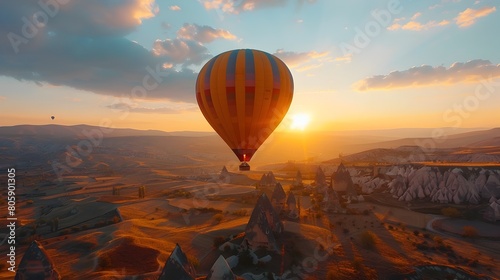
[51,116,55,120]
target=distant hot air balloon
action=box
[51,116,55,120]
[196,49,294,171]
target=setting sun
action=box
[290,113,311,130]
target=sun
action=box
[290,113,311,131]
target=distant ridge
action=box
[348,127,500,152]
[0,124,215,138]
[1,124,498,165]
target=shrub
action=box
[413,230,420,236]
[360,231,376,250]
[213,236,226,248]
[98,254,112,269]
[112,216,121,224]
[441,207,461,218]
[238,250,254,266]
[213,213,224,223]
[187,255,200,268]
[232,209,247,216]
[433,236,443,245]
[326,270,337,280]
[462,226,478,238]
[352,257,364,270]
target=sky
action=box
[0,0,499,133]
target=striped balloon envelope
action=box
[196,49,294,170]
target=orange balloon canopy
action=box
[196,49,294,164]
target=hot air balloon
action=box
[196,49,294,171]
[51,116,55,120]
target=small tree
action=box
[138,185,146,198]
[462,226,478,238]
[297,195,301,216]
[213,236,226,248]
[360,230,376,250]
[213,213,224,223]
[441,207,460,218]
[433,236,443,245]
[187,254,200,269]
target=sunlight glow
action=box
[290,113,311,130]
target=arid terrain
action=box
[1,125,499,279]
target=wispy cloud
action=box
[152,23,237,67]
[273,49,329,71]
[389,6,495,31]
[354,59,500,91]
[152,39,211,65]
[334,53,352,63]
[455,6,496,27]
[107,102,198,114]
[388,13,450,31]
[170,5,181,11]
[177,24,237,43]
[200,0,315,14]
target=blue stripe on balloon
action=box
[245,49,255,86]
[245,50,255,117]
[204,54,217,117]
[226,50,238,117]
[265,52,280,89]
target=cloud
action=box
[388,13,450,31]
[152,38,211,65]
[0,0,157,40]
[455,6,496,27]
[107,102,198,114]
[389,19,450,31]
[335,53,352,63]
[200,0,315,14]
[177,23,237,43]
[0,1,220,104]
[411,12,422,20]
[354,59,500,91]
[170,5,181,11]
[273,49,329,71]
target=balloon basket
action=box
[239,162,250,171]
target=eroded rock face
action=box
[16,241,61,280]
[158,244,196,280]
[206,255,237,280]
[355,166,500,204]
